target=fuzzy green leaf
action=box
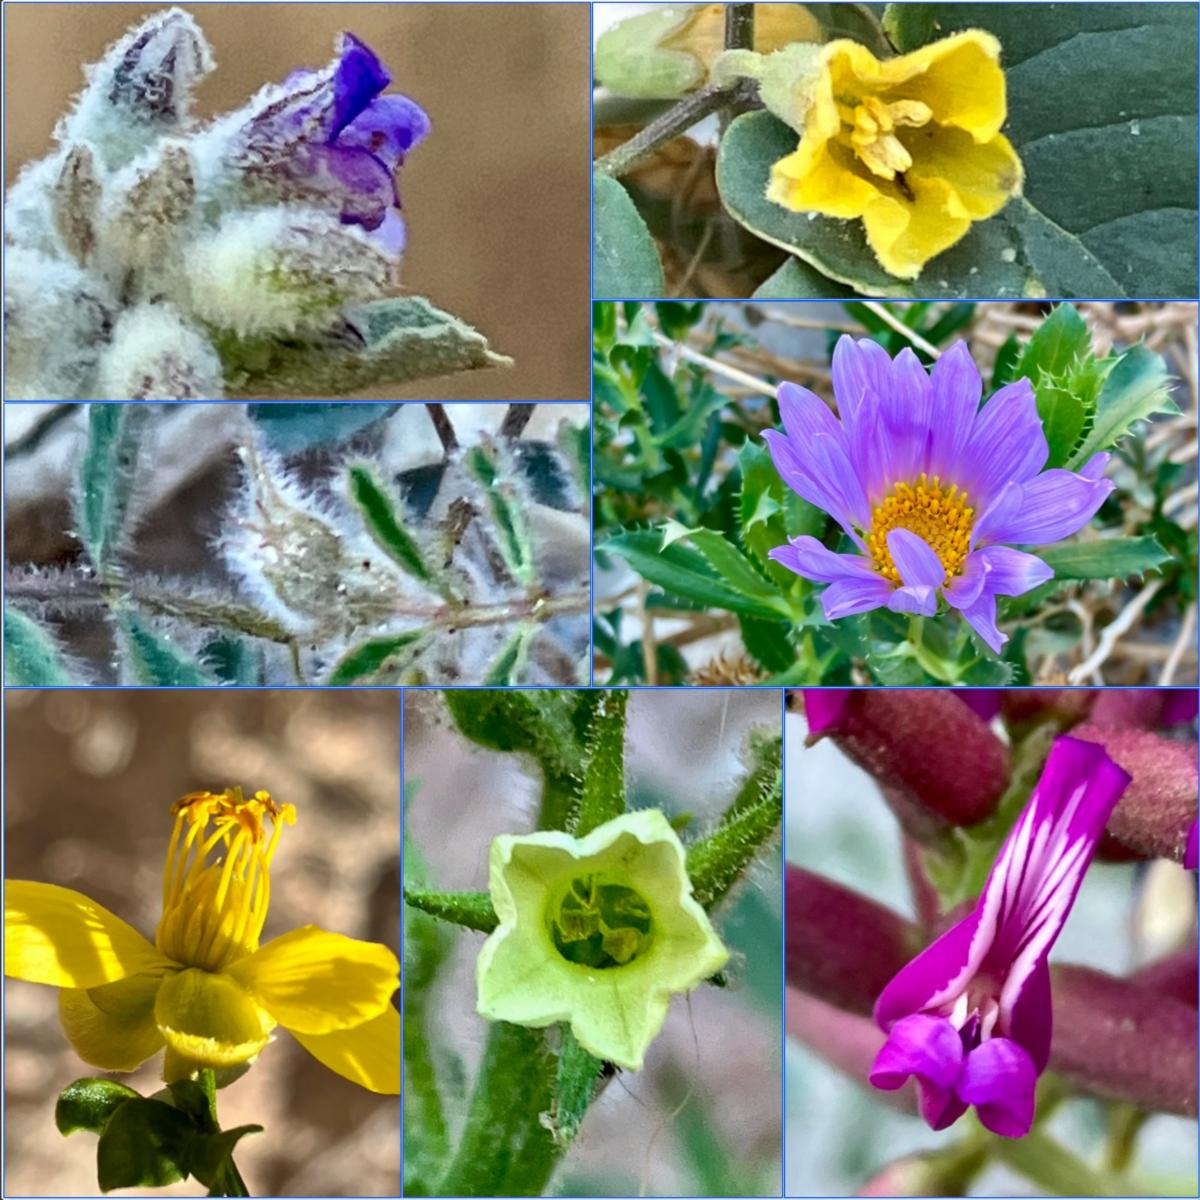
[576,690,628,836]
[326,631,428,685]
[686,781,781,911]
[55,1078,141,1137]
[347,464,434,584]
[5,606,79,685]
[219,297,512,396]
[404,887,498,933]
[750,257,857,299]
[119,614,214,686]
[484,624,536,685]
[466,445,535,586]
[77,404,149,577]
[594,173,665,298]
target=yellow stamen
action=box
[837,93,933,180]
[866,473,974,587]
[156,788,296,971]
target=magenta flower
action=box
[764,338,1114,652]
[868,737,1130,1137]
[232,32,429,253]
[1185,820,1199,870]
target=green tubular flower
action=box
[476,810,729,1071]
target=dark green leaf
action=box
[347,464,433,584]
[594,173,665,297]
[326,631,427,685]
[55,1078,141,1137]
[186,1125,262,1191]
[1015,304,1091,381]
[96,1098,193,1192]
[466,445,534,586]
[1035,385,1087,470]
[750,257,857,299]
[483,625,536,685]
[166,1074,217,1132]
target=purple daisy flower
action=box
[868,737,1130,1137]
[232,31,430,254]
[764,337,1115,652]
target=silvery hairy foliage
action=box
[4,403,590,685]
[4,9,508,400]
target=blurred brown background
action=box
[4,691,401,1197]
[4,4,590,401]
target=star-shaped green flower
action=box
[476,809,729,1071]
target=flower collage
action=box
[2,3,1197,1200]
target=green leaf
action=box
[347,465,434,584]
[750,257,858,299]
[442,690,586,781]
[1038,536,1171,582]
[219,297,512,397]
[167,1076,217,1132]
[551,1029,603,1148]
[576,690,627,836]
[5,606,79,685]
[96,1098,193,1192]
[404,886,498,933]
[77,404,149,577]
[594,173,665,298]
[721,0,1199,298]
[55,1078,141,1137]
[186,1125,262,1191]
[604,528,793,620]
[737,440,825,587]
[247,403,396,453]
[484,624,537,685]
[1015,303,1091,380]
[466,445,535,586]
[119,614,214,686]
[1066,344,1178,469]
[1035,385,1087,470]
[326,631,428,685]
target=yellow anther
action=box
[866,473,974,587]
[837,94,933,180]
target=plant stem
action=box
[594,80,754,179]
[724,3,755,50]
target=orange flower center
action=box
[867,474,974,587]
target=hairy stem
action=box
[594,80,755,179]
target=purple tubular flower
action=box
[233,31,429,253]
[869,737,1130,1137]
[764,337,1115,652]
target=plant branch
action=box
[724,3,755,50]
[594,80,755,179]
[426,403,459,455]
[499,403,535,439]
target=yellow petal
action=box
[225,925,399,1034]
[5,880,169,989]
[908,126,1023,217]
[290,1006,400,1094]
[768,139,881,220]
[154,967,274,1070]
[58,974,167,1071]
[860,178,971,280]
[891,31,1008,142]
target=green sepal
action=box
[5,606,81,685]
[686,777,782,911]
[96,1098,194,1193]
[55,1078,141,1137]
[218,296,512,396]
[575,690,628,836]
[404,886,498,933]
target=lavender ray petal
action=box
[957,589,1005,653]
[927,341,982,481]
[971,463,1114,546]
[886,530,944,592]
[820,575,894,620]
[943,550,989,611]
[960,378,1047,509]
[767,535,878,584]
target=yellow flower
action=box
[766,31,1024,279]
[4,789,399,1094]
[476,810,729,1071]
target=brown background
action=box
[4,691,401,1197]
[4,4,590,401]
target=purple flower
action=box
[232,32,429,254]
[868,737,1130,1137]
[764,338,1115,652]
[1185,820,1199,870]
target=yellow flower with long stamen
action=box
[4,788,399,1094]
[765,31,1024,279]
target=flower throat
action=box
[547,874,653,969]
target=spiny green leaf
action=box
[404,887,498,934]
[1039,536,1171,581]
[576,690,627,836]
[5,606,80,685]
